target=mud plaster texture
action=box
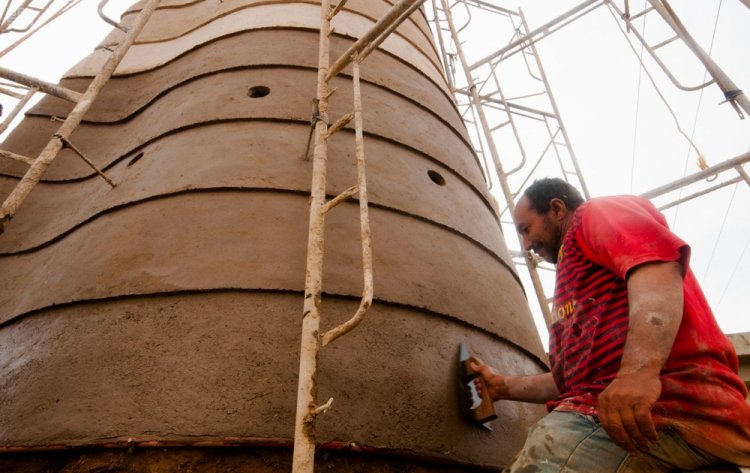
[728,333,750,395]
[0,0,547,469]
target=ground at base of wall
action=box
[0,447,501,473]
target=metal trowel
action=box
[458,342,497,429]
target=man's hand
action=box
[468,361,508,402]
[598,372,661,453]
[598,260,684,453]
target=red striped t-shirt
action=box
[547,196,750,465]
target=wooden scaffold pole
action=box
[0,0,161,234]
[292,0,423,470]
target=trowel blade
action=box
[457,342,497,429]
[459,342,470,362]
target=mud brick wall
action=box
[0,0,547,469]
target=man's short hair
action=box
[523,178,585,213]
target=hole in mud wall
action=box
[427,170,446,186]
[248,85,271,98]
[126,151,144,167]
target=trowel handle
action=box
[462,356,482,380]
[463,357,498,423]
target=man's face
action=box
[514,196,564,264]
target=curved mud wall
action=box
[0,0,547,469]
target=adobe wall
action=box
[0,0,547,469]
[729,332,750,398]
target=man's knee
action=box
[508,411,627,473]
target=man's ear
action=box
[548,198,568,220]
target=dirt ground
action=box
[0,447,501,472]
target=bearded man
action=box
[472,178,750,472]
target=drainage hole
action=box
[248,85,271,98]
[127,152,144,167]
[427,170,446,186]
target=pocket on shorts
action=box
[656,427,722,469]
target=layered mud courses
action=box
[0,0,548,470]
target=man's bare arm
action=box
[470,362,559,404]
[598,260,684,453]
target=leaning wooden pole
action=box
[320,59,375,348]
[292,0,333,467]
[293,0,426,465]
[0,0,160,233]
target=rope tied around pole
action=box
[303,98,332,160]
[697,155,718,182]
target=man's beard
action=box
[542,216,564,264]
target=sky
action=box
[427,0,750,345]
[1,0,748,346]
[526,1,750,344]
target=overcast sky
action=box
[428,0,750,344]
[1,0,748,345]
[527,1,749,343]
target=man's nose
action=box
[521,236,533,252]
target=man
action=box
[472,178,750,472]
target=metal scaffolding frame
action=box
[0,0,87,136]
[617,0,749,118]
[0,0,161,233]
[606,0,750,202]
[640,151,750,206]
[0,0,84,58]
[0,0,55,34]
[429,0,750,328]
[430,0,599,327]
